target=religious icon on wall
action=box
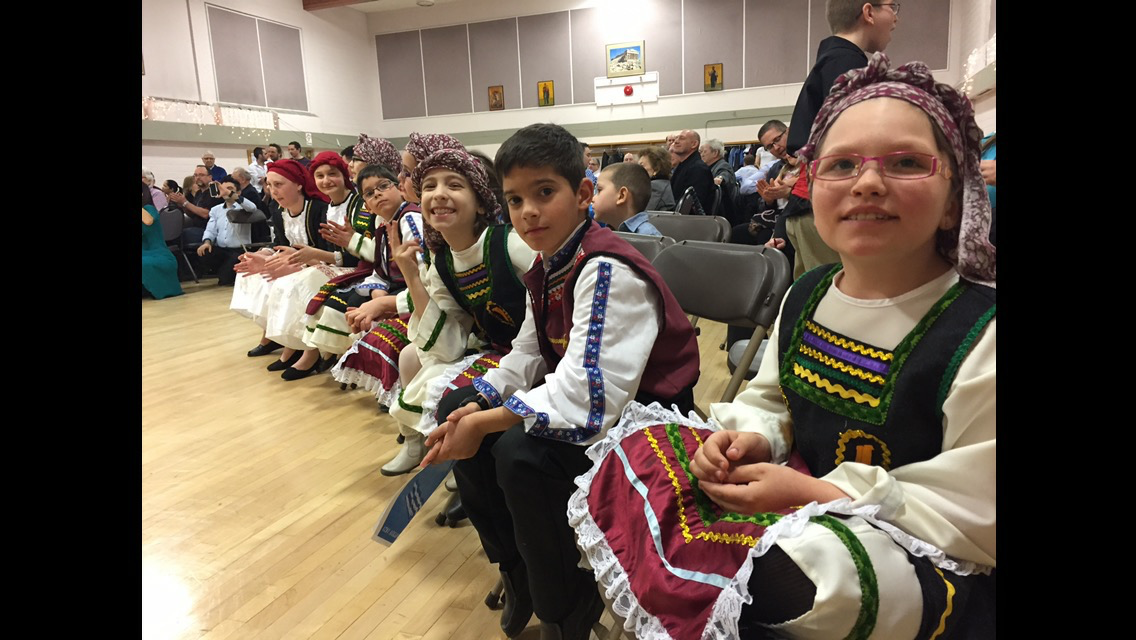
[489,85,505,111]
[606,41,646,79]
[538,81,555,107]
[704,64,724,92]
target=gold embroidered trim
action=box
[645,428,693,544]
[834,429,893,469]
[806,321,893,361]
[793,363,880,407]
[799,345,886,384]
[929,567,956,640]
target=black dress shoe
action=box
[539,584,603,640]
[281,360,320,381]
[247,341,283,357]
[319,354,339,372]
[500,566,534,638]
[267,351,302,372]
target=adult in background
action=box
[287,141,310,168]
[197,176,257,286]
[623,152,636,163]
[167,165,223,245]
[636,147,676,212]
[699,138,740,222]
[202,151,227,182]
[248,146,268,193]
[142,183,183,299]
[232,166,272,243]
[669,129,714,213]
[266,143,282,163]
[142,168,168,210]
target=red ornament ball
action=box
[623,85,634,96]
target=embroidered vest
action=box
[376,202,423,295]
[521,220,701,402]
[338,191,368,269]
[435,225,529,353]
[778,265,996,476]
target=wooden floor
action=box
[142,280,734,640]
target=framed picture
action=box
[488,85,505,111]
[538,80,555,107]
[704,64,724,92]
[606,41,645,79]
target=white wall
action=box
[366,0,967,143]
[142,0,381,136]
[143,141,256,189]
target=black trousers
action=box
[198,246,243,285]
[439,383,695,623]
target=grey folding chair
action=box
[647,214,730,243]
[653,241,792,412]
[612,231,676,262]
[159,206,198,283]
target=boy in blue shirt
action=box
[592,162,661,236]
[421,124,699,639]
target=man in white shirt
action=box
[248,146,268,193]
[197,176,257,286]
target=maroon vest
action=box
[521,221,700,402]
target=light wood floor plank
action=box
[143,281,737,639]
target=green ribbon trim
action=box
[314,323,350,337]
[812,515,879,640]
[658,425,878,638]
[374,322,410,345]
[421,311,447,352]
[781,267,968,426]
[397,388,423,414]
[792,355,884,396]
[937,302,996,420]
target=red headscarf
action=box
[309,151,355,191]
[267,158,328,203]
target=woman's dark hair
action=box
[164,179,182,194]
[142,181,154,208]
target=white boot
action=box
[381,433,425,476]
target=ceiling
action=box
[313,0,465,13]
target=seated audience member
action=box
[669,129,715,213]
[735,154,762,195]
[161,180,182,199]
[181,175,198,200]
[231,166,271,242]
[141,183,183,300]
[421,123,699,639]
[699,138,740,222]
[341,145,354,166]
[637,146,676,212]
[623,152,635,163]
[197,176,257,286]
[593,162,660,236]
[571,55,996,640]
[143,169,168,210]
[168,165,223,245]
